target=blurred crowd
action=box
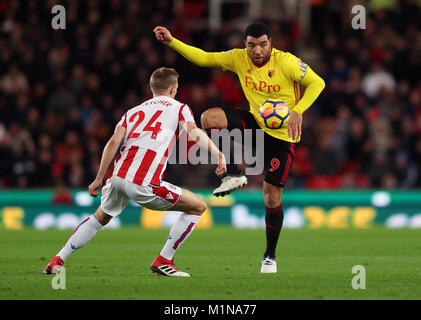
[0,0,421,190]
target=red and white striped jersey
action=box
[112,95,195,187]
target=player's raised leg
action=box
[43,207,111,274]
[151,188,206,277]
[200,107,247,197]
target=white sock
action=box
[57,215,103,261]
[160,213,201,260]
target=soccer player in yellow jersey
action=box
[154,22,325,273]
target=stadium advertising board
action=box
[1,190,420,230]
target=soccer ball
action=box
[258,100,290,129]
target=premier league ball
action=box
[258,100,290,129]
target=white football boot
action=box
[213,175,248,197]
[261,256,277,273]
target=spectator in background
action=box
[0,0,421,189]
[52,181,74,204]
[1,65,29,95]
[313,129,343,176]
[361,63,396,99]
[46,86,77,116]
[7,121,35,158]
[368,151,391,188]
[392,150,418,189]
[54,131,84,169]
[0,122,14,187]
[346,118,368,161]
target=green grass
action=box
[0,226,421,300]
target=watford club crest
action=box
[268,70,275,78]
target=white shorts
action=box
[100,175,182,217]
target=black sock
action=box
[264,204,284,259]
[226,156,242,176]
[205,128,242,177]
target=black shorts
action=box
[223,107,296,187]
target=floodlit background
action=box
[0,0,421,230]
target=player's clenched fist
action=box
[88,178,102,197]
[153,26,173,44]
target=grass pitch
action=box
[0,226,420,300]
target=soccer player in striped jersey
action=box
[154,22,325,273]
[43,67,227,277]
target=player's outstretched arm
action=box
[153,26,221,68]
[88,125,126,197]
[183,121,227,177]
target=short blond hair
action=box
[149,67,179,93]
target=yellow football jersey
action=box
[211,47,308,142]
[169,38,325,143]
